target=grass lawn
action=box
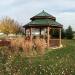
[0,39,75,75]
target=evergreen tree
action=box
[61,28,65,39]
[65,26,74,39]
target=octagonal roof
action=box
[23,10,63,28]
[30,10,56,20]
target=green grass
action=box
[0,40,75,75]
[74,33,75,39]
[0,34,7,40]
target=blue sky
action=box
[0,0,75,30]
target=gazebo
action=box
[23,10,63,48]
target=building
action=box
[23,10,63,48]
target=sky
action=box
[0,0,75,30]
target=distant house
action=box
[23,10,63,48]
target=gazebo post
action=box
[30,27,32,42]
[39,28,41,36]
[59,28,61,46]
[47,26,50,48]
[25,28,26,36]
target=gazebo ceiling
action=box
[23,10,63,28]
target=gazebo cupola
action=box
[23,10,63,48]
[30,10,56,21]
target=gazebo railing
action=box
[49,39,60,47]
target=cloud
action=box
[0,0,75,30]
[56,12,75,30]
[0,0,14,5]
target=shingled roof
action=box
[30,10,56,20]
[23,10,62,28]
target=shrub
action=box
[10,37,32,56]
[22,39,32,56]
[33,37,47,55]
[10,36,47,56]
[10,37,25,52]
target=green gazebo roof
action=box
[28,19,60,26]
[32,10,54,17]
[30,10,56,20]
[35,10,50,16]
[23,10,63,28]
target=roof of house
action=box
[23,10,63,28]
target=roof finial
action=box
[42,10,45,12]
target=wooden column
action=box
[59,28,61,46]
[30,27,32,42]
[25,28,26,36]
[49,28,51,47]
[39,28,41,36]
[47,27,50,48]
